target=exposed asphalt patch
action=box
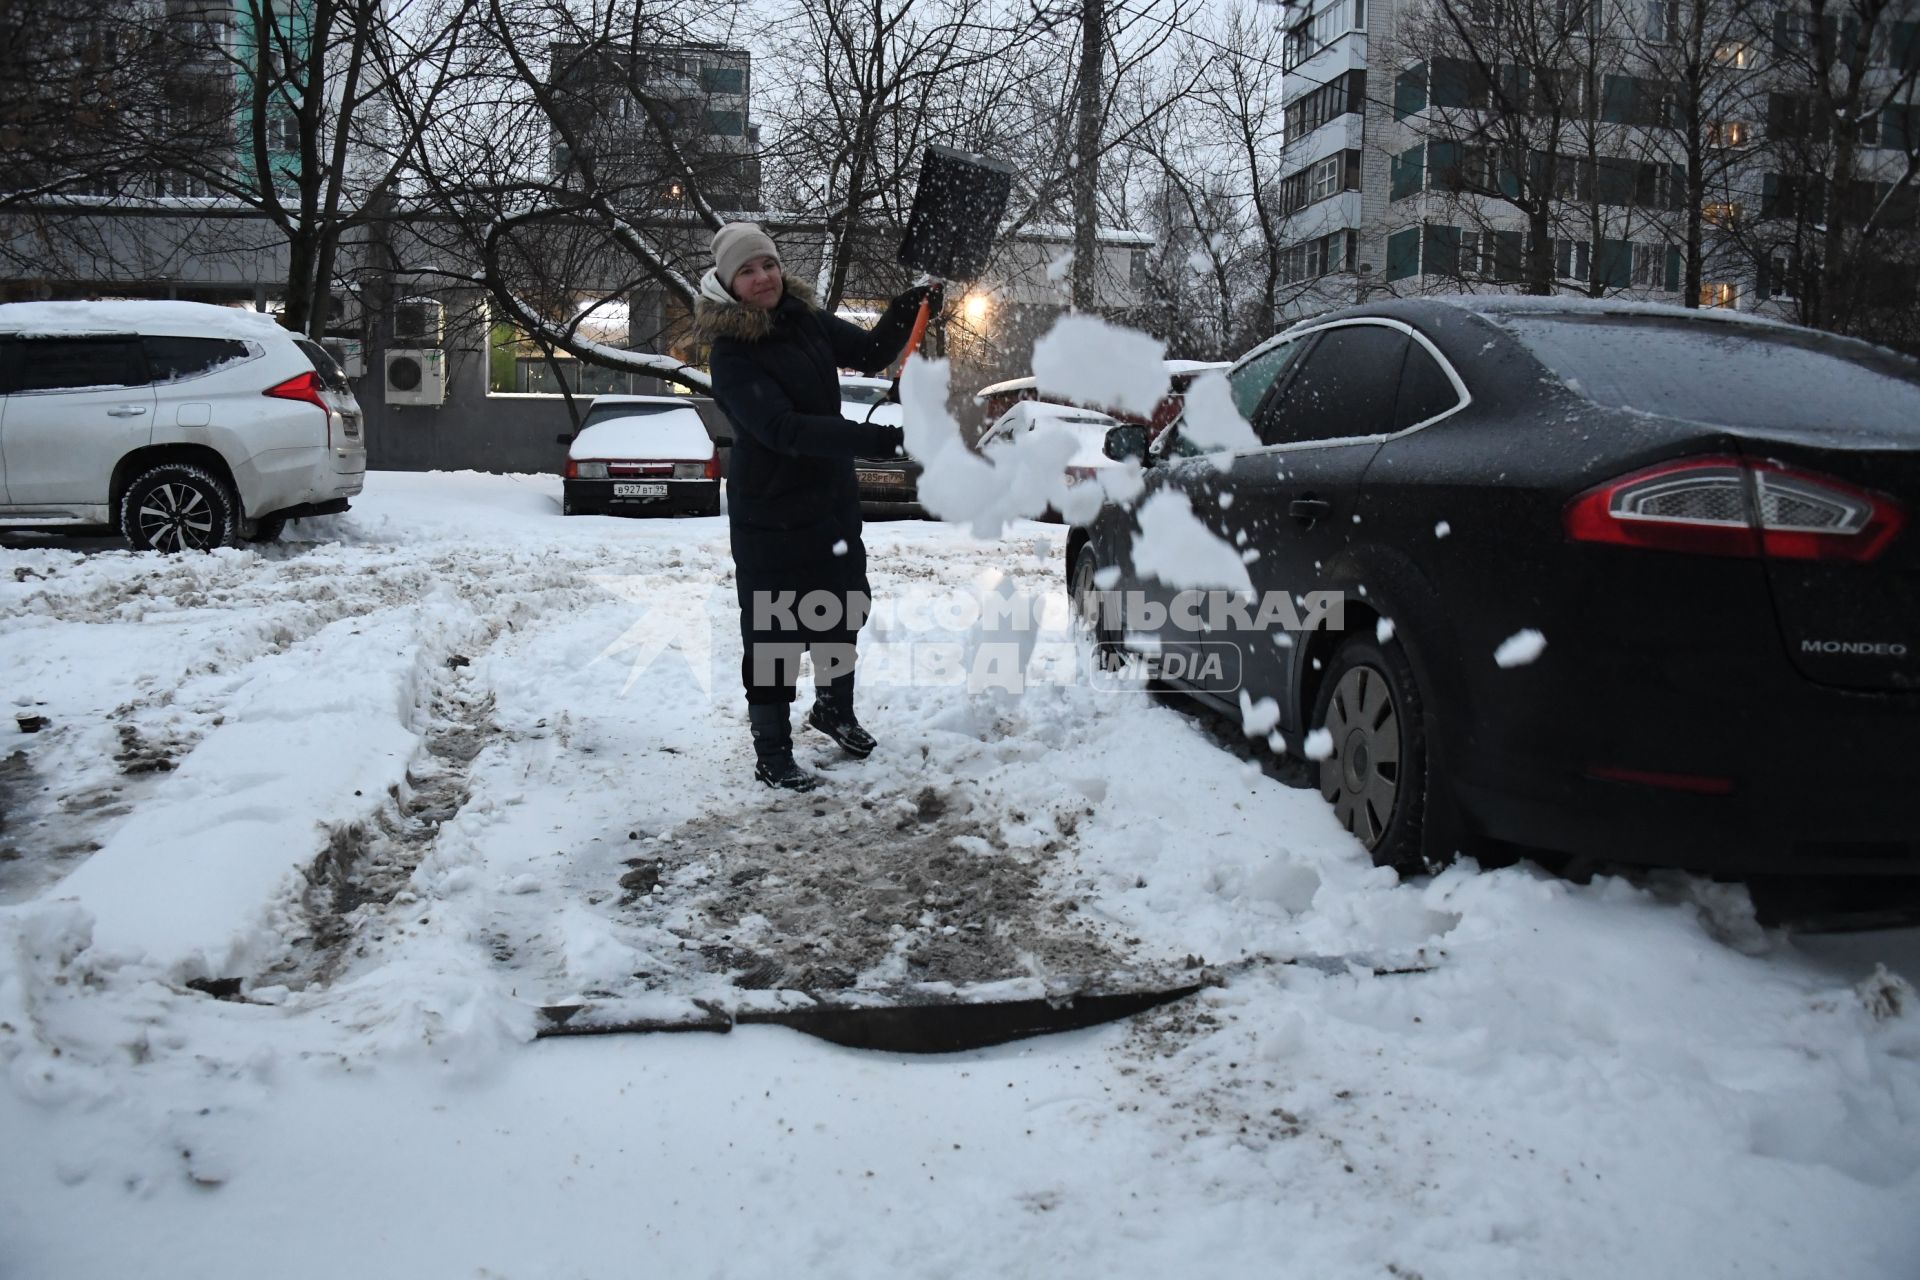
[621,782,1130,996]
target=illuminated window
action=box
[1700,282,1737,308]
[1703,201,1742,227]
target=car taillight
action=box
[569,461,608,479]
[264,371,331,446]
[672,461,712,479]
[1064,465,1098,486]
[1565,456,1905,563]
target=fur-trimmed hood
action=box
[693,269,818,343]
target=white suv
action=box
[0,300,366,551]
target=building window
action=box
[1642,0,1678,41]
[1431,57,1492,110]
[1285,0,1367,69]
[1631,243,1664,287]
[1708,120,1750,148]
[1553,237,1591,281]
[1286,70,1366,138]
[1391,145,1425,200]
[1715,41,1754,67]
[701,65,745,94]
[1278,230,1356,285]
[1556,0,1599,37]
[1700,282,1737,308]
[1767,252,1795,298]
[267,112,299,152]
[1704,201,1742,227]
[1309,154,1342,201]
[1386,227,1421,281]
[1281,150,1361,213]
[704,108,744,136]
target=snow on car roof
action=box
[1434,293,1798,331]
[569,405,714,462]
[0,299,287,339]
[974,359,1226,403]
[585,394,695,408]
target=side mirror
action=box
[555,432,575,445]
[1104,425,1150,462]
[712,432,733,448]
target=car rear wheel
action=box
[1313,634,1430,876]
[119,463,241,553]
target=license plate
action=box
[858,470,903,487]
[614,483,668,498]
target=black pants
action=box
[733,532,871,706]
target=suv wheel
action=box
[119,463,241,553]
[1312,634,1432,876]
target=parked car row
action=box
[1068,297,1920,887]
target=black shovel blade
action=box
[533,982,1204,1053]
[739,984,1205,1054]
[898,145,1016,282]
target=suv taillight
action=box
[1565,456,1904,563]
[265,372,331,447]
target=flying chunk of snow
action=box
[1435,521,1452,538]
[1177,371,1260,460]
[1495,629,1547,667]
[1239,690,1281,736]
[1377,617,1396,644]
[1303,728,1334,760]
[1130,491,1254,595]
[832,539,849,556]
[1032,315,1169,417]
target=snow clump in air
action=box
[1130,491,1254,595]
[1495,629,1547,667]
[1176,370,1260,468]
[1032,315,1170,418]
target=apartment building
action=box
[1270,0,1920,326]
[547,42,762,212]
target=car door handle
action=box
[1289,497,1331,523]
[107,405,149,418]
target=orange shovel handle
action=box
[900,298,932,367]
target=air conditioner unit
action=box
[384,348,446,406]
[321,336,365,379]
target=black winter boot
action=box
[748,702,819,791]
[805,681,877,759]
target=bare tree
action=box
[1735,0,1920,335]
[759,0,1029,310]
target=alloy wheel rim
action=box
[1318,665,1401,849]
[137,482,216,552]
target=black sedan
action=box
[1069,297,1919,881]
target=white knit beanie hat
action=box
[713,222,780,290]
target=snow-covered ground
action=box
[2,471,1916,1279]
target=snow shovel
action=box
[894,144,1016,367]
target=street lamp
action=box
[962,292,990,326]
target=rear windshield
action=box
[1498,314,1920,436]
[295,339,353,394]
[581,403,679,429]
[841,384,891,406]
